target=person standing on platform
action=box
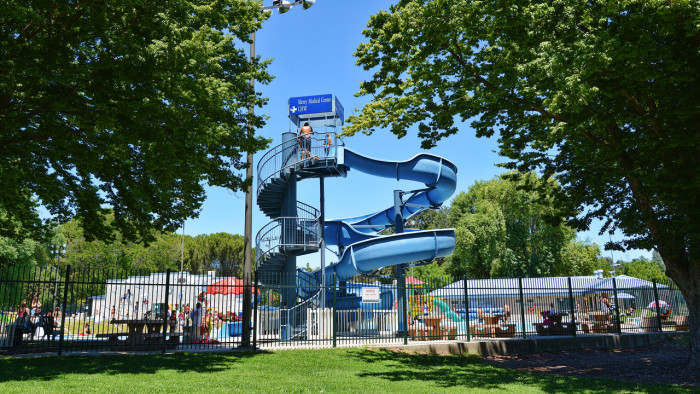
[298,122,314,159]
[324,133,333,156]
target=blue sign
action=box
[335,96,344,123]
[289,94,333,116]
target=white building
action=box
[91,271,248,320]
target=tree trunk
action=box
[665,258,700,371]
[689,303,700,370]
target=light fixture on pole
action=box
[242,0,317,349]
[50,243,67,312]
[608,233,617,276]
[272,0,315,13]
[180,220,185,273]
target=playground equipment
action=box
[255,94,457,339]
[433,298,464,323]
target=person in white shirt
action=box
[190,302,203,342]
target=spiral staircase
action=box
[255,133,344,278]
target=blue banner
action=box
[289,94,333,116]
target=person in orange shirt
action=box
[298,122,313,159]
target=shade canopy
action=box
[405,276,425,285]
[206,277,259,295]
[647,300,670,308]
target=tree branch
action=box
[608,122,690,277]
[446,40,568,123]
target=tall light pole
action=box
[608,233,618,276]
[242,0,317,348]
[50,243,67,312]
[181,220,185,273]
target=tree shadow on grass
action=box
[0,351,271,383]
[347,348,688,394]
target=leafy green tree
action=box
[404,207,450,277]
[0,236,53,310]
[448,173,588,278]
[1,1,271,243]
[201,232,245,277]
[410,260,448,279]
[406,207,450,230]
[561,240,609,277]
[348,0,700,367]
[651,250,666,272]
[617,257,667,282]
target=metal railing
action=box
[0,267,689,355]
[0,266,260,355]
[255,202,321,270]
[257,132,344,198]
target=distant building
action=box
[91,271,246,320]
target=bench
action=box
[95,333,126,347]
[673,316,688,331]
[144,332,181,348]
[469,324,516,338]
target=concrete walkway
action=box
[4,332,685,358]
[381,332,683,357]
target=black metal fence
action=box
[0,266,689,355]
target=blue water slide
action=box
[313,148,458,281]
[319,229,456,284]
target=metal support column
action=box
[463,276,470,342]
[281,132,299,309]
[567,277,577,337]
[320,177,326,308]
[612,277,622,335]
[653,280,663,333]
[162,269,171,354]
[394,190,408,339]
[518,278,527,340]
[58,265,71,356]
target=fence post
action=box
[653,279,663,333]
[611,277,622,335]
[463,276,470,342]
[399,273,408,345]
[253,271,258,350]
[162,268,171,354]
[567,277,576,337]
[332,274,337,348]
[58,265,71,356]
[518,278,527,340]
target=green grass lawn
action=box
[0,347,691,393]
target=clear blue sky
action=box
[183,0,649,267]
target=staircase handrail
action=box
[255,202,322,269]
[287,288,322,339]
[257,132,344,198]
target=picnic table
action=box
[97,319,179,350]
[410,316,457,340]
[583,312,619,333]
